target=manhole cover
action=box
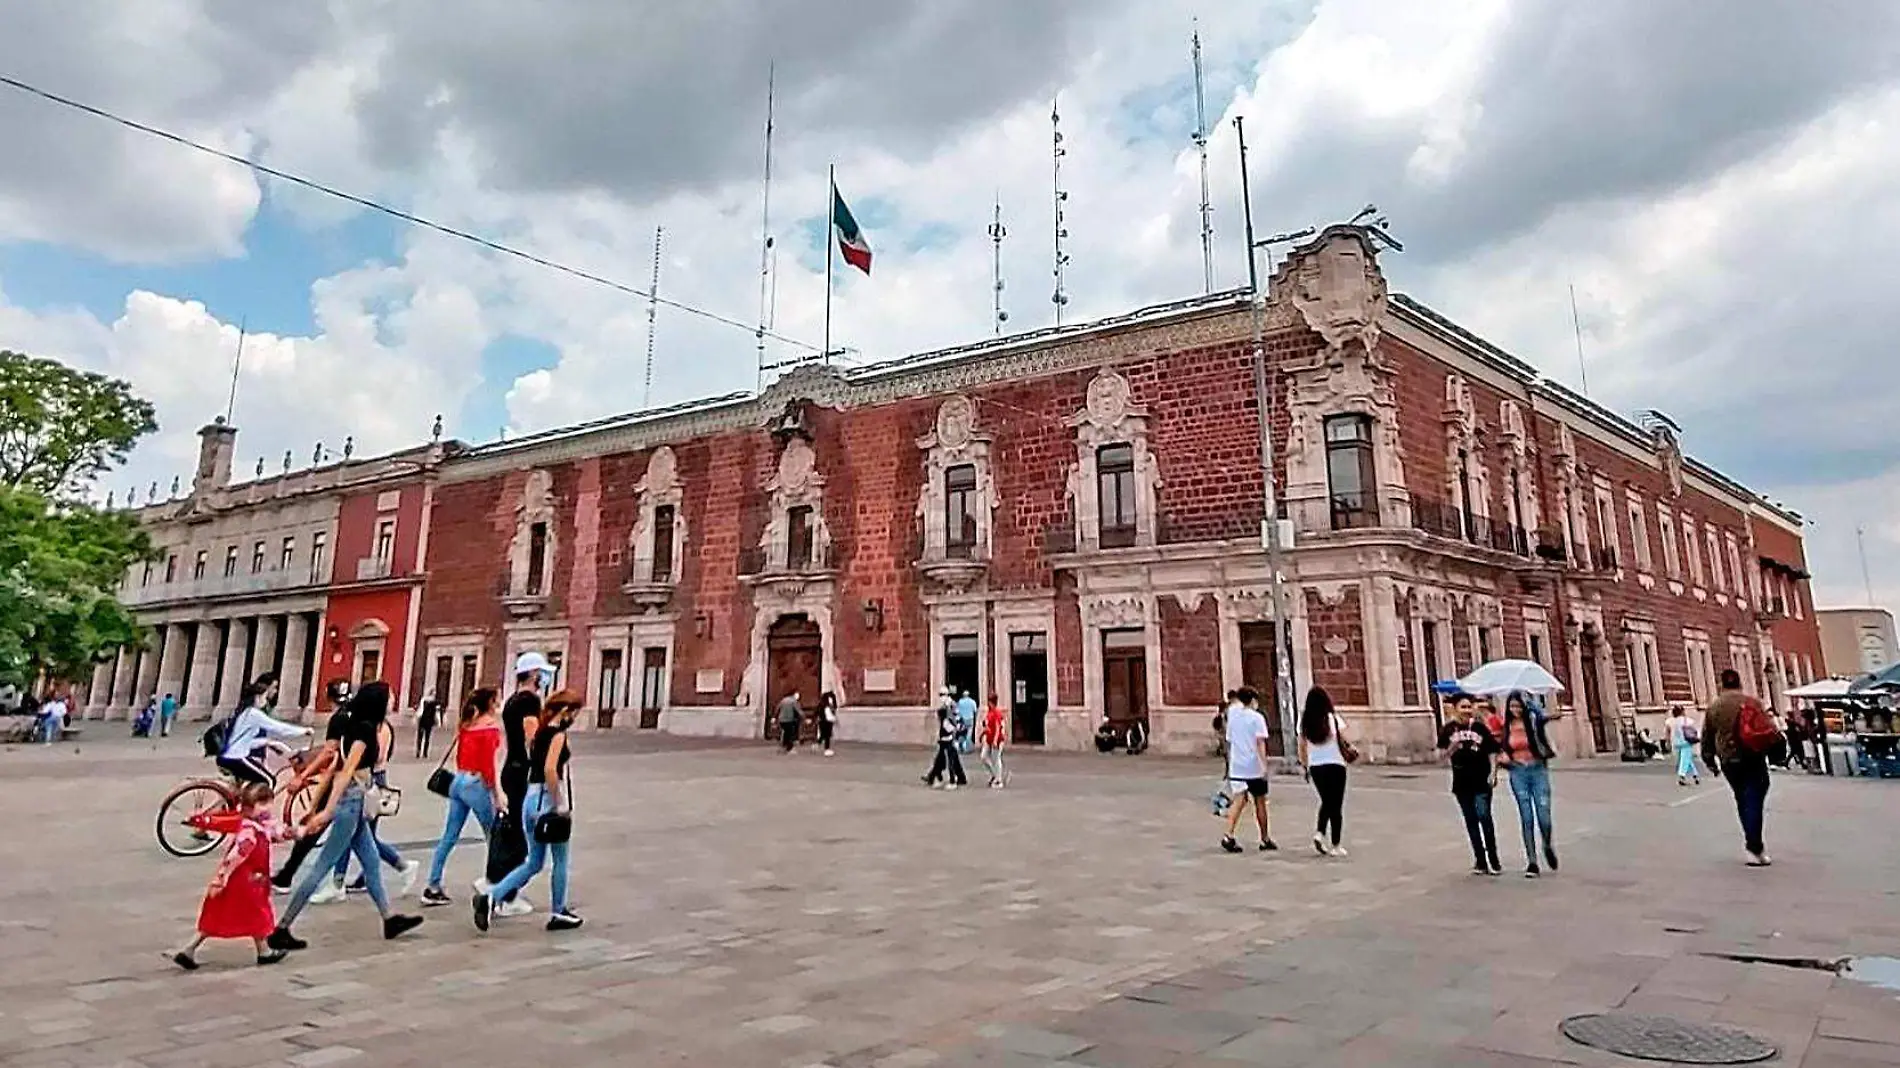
[1561,1014,1776,1064]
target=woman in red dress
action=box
[172,783,292,969]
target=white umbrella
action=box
[1456,659,1565,697]
[1785,677,1855,699]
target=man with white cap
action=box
[481,651,552,917]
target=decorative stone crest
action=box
[1273,226,1390,357]
[936,394,976,449]
[1082,594,1147,630]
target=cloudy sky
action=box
[1,0,1895,620]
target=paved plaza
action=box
[3,732,1900,1067]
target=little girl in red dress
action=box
[172,783,293,970]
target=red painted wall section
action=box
[333,484,427,581]
[1159,595,1221,707]
[1307,588,1368,706]
[322,588,413,700]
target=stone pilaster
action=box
[217,617,254,713]
[184,621,223,719]
[280,614,311,721]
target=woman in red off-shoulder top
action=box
[420,689,506,907]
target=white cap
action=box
[514,651,553,677]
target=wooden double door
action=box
[764,615,823,740]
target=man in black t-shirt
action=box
[1437,692,1502,875]
[483,652,550,915]
[272,702,354,888]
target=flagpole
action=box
[823,163,835,366]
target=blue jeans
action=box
[1723,759,1770,856]
[333,772,404,880]
[281,785,390,926]
[1676,744,1699,780]
[428,772,496,888]
[489,785,568,913]
[1506,762,1554,863]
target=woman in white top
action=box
[1665,704,1701,785]
[218,675,311,785]
[1298,686,1352,856]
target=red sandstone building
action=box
[411,226,1824,760]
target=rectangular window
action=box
[944,464,978,559]
[1683,516,1703,586]
[280,536,295,571]
[141,559,154,587]
[641,648,667,714]
[193,550,207,580]
[1706,529,1725,591]
[527,521,549,594]
[1658,510,1680,579]
[251,540,266,574]
[309,531,328,584]
[1528,631,1547,669]
[432,656,453,709]
[1325,414,1378,530]
[459,654,478,705]
[1478,627,1496,664]
[598,648,624,712]
[1627,497,1652,572]
[1725,536,1746,603]
[1792,581,1805,619]
[786,506,814,570]
[651,505,676,582]
[1096,444,1137,548]
[223,545,238,578]
[165,554,177,583]
[374,519,396,563]
[1594,490,1619,569]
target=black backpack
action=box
[200,710,239,758]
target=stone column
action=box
[136,630,166,715]
[155,623,189,707]
[109,645,138,715]
[217,617,254,713]
[87,659,114,720]
[184,621,224,720]
[280,614,311,722]
[254,615,282,679]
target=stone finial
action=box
[105,491,115,509]
[255,457,266,477]
[313,442,324,464]
[282,450,293,473]
[431,414,443,442]
[148,481,158,502]
[343,436,354,460]
[169,475,180,498]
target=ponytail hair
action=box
[461,687,497,727]
[541,689,584,730]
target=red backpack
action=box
[1738,697,1780,753]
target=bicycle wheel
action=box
[281,777,315,826]
[157,780,236,858]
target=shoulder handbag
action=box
[1336,716,1361,764]
[1209,724,1234,816]
[534,760,574,844]
[426,732,462,797]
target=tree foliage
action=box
[0,488,153,686]
[0,350,158,500]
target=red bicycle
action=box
[155,746,317,857]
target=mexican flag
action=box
[831,182,873,275]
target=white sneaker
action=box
[945,783,960,791]
[1312,833,1330,856]
[496,897,535,918]
[398,861,421,898]
[1329,845,1348,858]
[309,878,346,905]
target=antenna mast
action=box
[989,193,1008,335]
[644,226,662,409]
[1051,96,1071,326]
[1569,283,1591,397]
[223,315,247,424]
[755,64,777,392]
[1192,22,1215,292]
[1860,525,1877,606]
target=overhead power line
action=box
[0,73,820,354]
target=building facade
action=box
[1817,607,1898,678]
[409,226,1824,760]
[84,419,453,723]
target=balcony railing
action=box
[738,544,831,577]
[1590,546,1620,572]
[123,567,311,606]
[1409,495,1532,557]
[1754,596,1788,623]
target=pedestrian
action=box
[332,703,419,900]
[170,782,292,970]
[776,691,802,753]
[1495,691,1561,877]
[1666,703,1701,785]
[979,692,1008,788]
[217,675,311,786]
[955,689,979,754]
[1220,687,1278,853]
[37,691,67,744]
[133,696,156,738]
[159,692,179,737]
[923,693,968,789]
[268,682,425,951]
[475,690,584,932]
[483,652,550,918]
[1298,686,1352,857]
[415,695,439,759]
[1701,669,1775,866]
[422,688,505,907]
[1212,694,1230,760]
[271,700,351,893]
[1438,691,1501,876]
[817,691,839,757]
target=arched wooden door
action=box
[765,615,823,739]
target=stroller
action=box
[132,702,155,738]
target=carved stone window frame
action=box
[627,446,688,593]
[916,396,995,565]
[1443,375,1492,536]
[1066,369,1160,552]
[1497,400,1539,537]
[760,437,832,573]
[505,468,557,617]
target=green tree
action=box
[0,489,152,686]
[0,350,157,500]
[0,353,157,686]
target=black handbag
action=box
[533,762,574,844]
[425,734,460,797]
